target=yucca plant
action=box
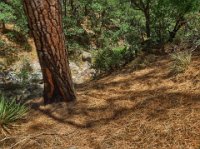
[170,50,192,74]
[0,95,28,128]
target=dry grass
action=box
[0,52,200,149]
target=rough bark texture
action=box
[23,0,76,104]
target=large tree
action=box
[23,0,76,104]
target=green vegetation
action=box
[0,1,199,148]
[93,46,136,73]
[170,50,192,74]
[1,0,199,74]
[0,95,28,128]
[15,59,33,87]
[0,0,28,34]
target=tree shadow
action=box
[26,53,200,130]
[29,71,200,130]
[30,88,200,129]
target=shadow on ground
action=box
[28,54,200,129]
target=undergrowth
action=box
[0,95,28,129]
[170,50,192,74]
[92,46,135,74]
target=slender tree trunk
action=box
[63,0,67,17]
[23,0,76,104]
[144,8,151,38]
[69,0,75,15]
[169,17,186,42]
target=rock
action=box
[81,50,92,63]
[21,90,31,100]
[31,61,41,72]
[1,55,95,99]
[7,71,20,83]
[69,61,80,74]
[30,72,43,83]
[69,61,95,84]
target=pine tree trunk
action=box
[23,0,76,104]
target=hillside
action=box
[0,51,200,149]
[1,1,200,148]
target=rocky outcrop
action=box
[0,52,95,100]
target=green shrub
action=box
[0,95,28,128]
[170,50,192,74]
[92,47,123,73]
[16,59,33,85]
[0,40,5,48]
[0,2,16,23]
[92,46,135,73]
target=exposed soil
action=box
[0,51,200,149]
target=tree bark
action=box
[131,0,151,38]
[144,9,151,38]
[23,0,76,104]
[0,21,5,33]
[168,17,186,42]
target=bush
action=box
[16,59,33,85]
[92,47,123,73]
[0,95,28,128]
[170,50,192,74]
[92,46,135,73]
[0,40,5,48]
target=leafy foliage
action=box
[0,0,199,74]
[0,2,15,23]
[92,46,135,73]
[0,0,28,34]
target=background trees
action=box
[0,0,199,73]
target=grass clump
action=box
[0,95,28,128]
[170,50,192,74]
[16,58,33,86]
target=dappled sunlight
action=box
[0,1,200,147]
[3,53,198,148]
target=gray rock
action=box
[69,61,80,74]
[69,61,94,84]
[81,50,92,63]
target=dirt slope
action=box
[0,53,200,149]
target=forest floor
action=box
[0,50,200,149]
[0,25,200,149]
